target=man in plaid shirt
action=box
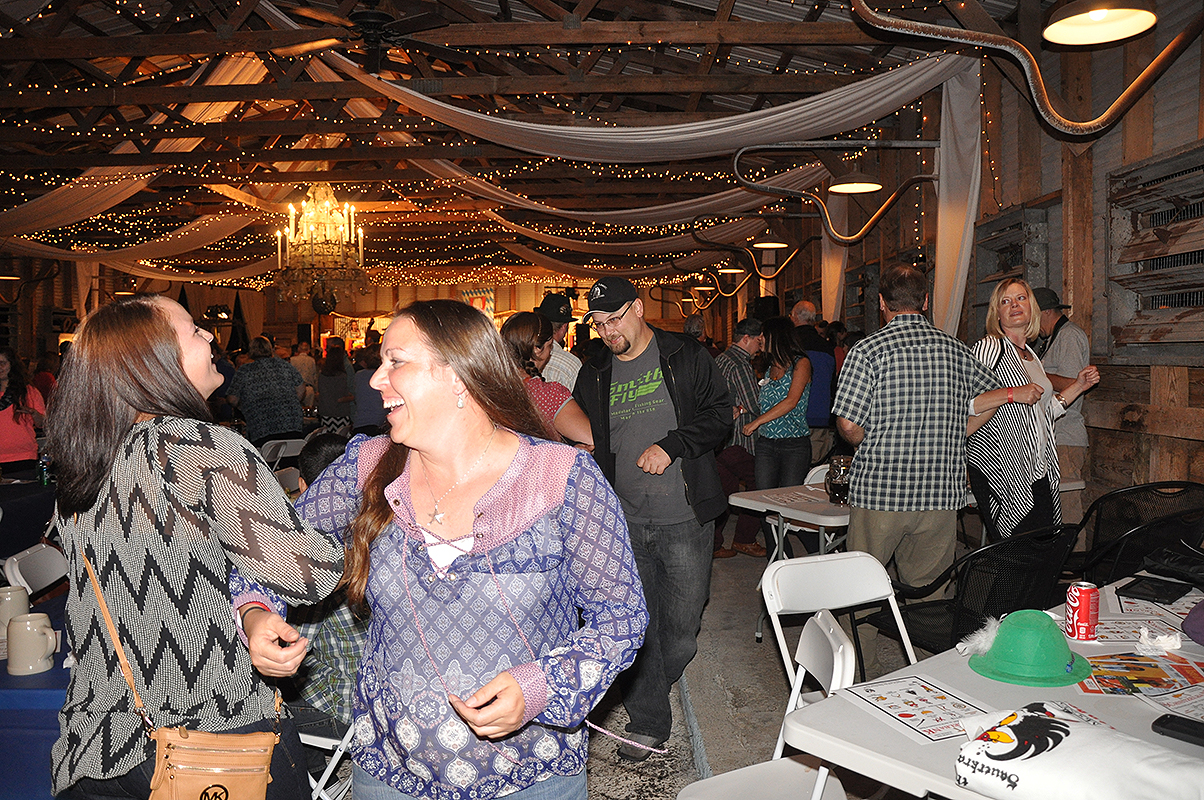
[832,266,998,670]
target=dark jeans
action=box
[57,716,310,800]
[714,445,760,547]
[289,700,351,775]
[619,517,714,741]
[755,435,813,555]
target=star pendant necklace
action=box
[422,424,498,526]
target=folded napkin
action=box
[956,702,1204,800]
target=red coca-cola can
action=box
[1065,581,1099,641]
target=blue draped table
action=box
[0,594,69,800]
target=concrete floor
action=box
[587,521,916,800]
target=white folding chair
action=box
[259,438,306,471]
[300,725,354,800]
[677,609,853,800]
[4,542,69,596]
[762,552,918,685]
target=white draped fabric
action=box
[171,285,266,340]
[238,290,267,340]
[500,241,728,278]
[0,216,256,263]
[73,261,98,324]
[821,195,849,322]
[933,60,983,334]
[332,49,974,163]
[0,57,267,236]
[481,210,767,255]
[0,0,982,326]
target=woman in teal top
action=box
[742,316,813,553]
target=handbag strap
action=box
[80,548,285,737]
[79,548,157,737]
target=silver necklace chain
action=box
[421,425,497,525]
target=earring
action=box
[456,394,465,409]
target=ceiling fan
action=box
[278,0,468,72]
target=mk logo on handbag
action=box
[199,786,229,800]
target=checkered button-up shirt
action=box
[832,314,998,511]
[714,343,760,453]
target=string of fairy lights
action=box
[3,1,958,288]
[17,0,949,27]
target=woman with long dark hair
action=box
[0,345,45,477]
[499,311,593,447]
[241,299,646,800]
[742,316,814,552]
[46,295,344,800]
[743,316,813,481]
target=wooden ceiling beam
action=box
[0,143,526,169]
[416,20,893,46]
[0,28,352,61]
[0,70,849,110]
[0,20,893,63]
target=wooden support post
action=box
[1061,50,1093,335]
[1123,30,1157,165]
[1150,366,1193,481]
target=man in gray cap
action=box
[535,292,581,391]
[1034,286,1090,524]
[573,276,731,761]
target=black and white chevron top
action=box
[966,337,1064,538]
[51,417,344,794]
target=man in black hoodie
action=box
[573,277,732,762]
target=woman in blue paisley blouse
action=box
[239,300,647,800]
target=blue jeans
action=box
[618,517,714,741]
[351,764,586,800]
[755,435,813,555]
[57,716,310,800]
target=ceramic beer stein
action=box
[0,585,30,638]
[7,612,56,675]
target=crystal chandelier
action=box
[275,183,369,312]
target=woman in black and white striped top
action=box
[965,279,1099,538]
[45,295,344,800]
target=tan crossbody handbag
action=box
[80,550,280,800]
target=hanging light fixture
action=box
[733,145,936,246]
[1044,0,1157,45]
[276,183,369,311]
[829,171,884,195]
[848,0,1203,137]
[751,230,790,249]
[717,254,746,274]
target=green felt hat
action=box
[969,610,1092,687]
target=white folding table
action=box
[781,585,1204,799]
[728,485,850,560]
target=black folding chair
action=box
[868,524,1080,654]
[1069,482,1204,580]
[1084,507,1204,586]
